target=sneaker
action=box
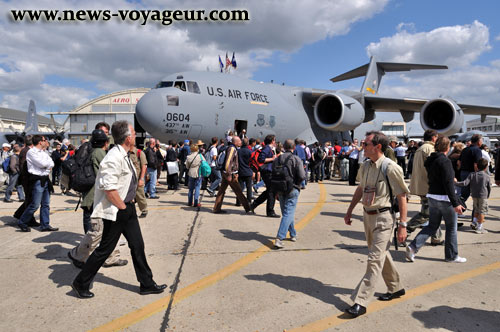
[475,224,488,234]
[406,245,415,262]
[290,236,297,242]
[447,256,467,263]
[274,239,284,249]
[103,259,128,267]
[470,221,478,230]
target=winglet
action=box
[330,57,448,95]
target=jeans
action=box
[19,179,51,229]
[252,171,276,215]
[52,165,61,185]
[188,176,202,206]
[82,206,92,234]
[340,158,349,180]
[324,158,332,179]
[254,179,265,190]
[209,167,221,192]
[237,175,253,205]
[409,198,459,260]
[145,167,158,197]
[5,173,25,201]
[459,170,472,202]
[276,189,300,240]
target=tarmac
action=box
[0,177,499,332]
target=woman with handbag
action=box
[166,141,179,190]
[185,143,204,207]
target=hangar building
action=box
[48,88,150,145]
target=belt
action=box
[364,207,390,215]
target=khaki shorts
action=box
[473,197,488,214]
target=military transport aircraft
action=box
[135,57,500,144]
[1,100,67,145]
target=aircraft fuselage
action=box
[135,71,347,144]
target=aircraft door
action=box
[234,120,247,136]
[188,125,202,139]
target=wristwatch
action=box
[399,221,408,227]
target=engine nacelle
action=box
[313,93,365,131]
[420,98,464,136]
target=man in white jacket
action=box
[71,121,166,299]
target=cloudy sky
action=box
[1,0,500,132]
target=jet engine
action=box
[420,98,464,136]
[313,93,365,131]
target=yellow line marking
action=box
[289,261,500,332]
[90,184,327,332]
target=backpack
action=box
[2,156,11,173]
[380,157,399,214]
[204,147,213,165]
[379,158,400,251]
[270,154,294,195]
[198,154,212,177]
[249,148,264,172]
[215,146,227,170]
[61,142,96,193]
[315,147,325,160]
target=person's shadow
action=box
[220,229,274,248]
[412,305,500,331]
[33,233,136,296]
[245,273,351,310]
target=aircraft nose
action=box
[136,91,163,134]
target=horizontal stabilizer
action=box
[330,61,447,82]
[331,57,447,95]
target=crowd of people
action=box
[1,123,498,308]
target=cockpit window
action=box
[167,95,179,106]
[187,81,201,94]
[155,81,173,89]
[174,81,186,91]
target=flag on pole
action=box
[225,52,231,72]
[231,52,237,69]
[218,55,224,73]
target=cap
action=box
[184,139,190,144]
[195,140,204,146]
[388,136,398,143]
[91,129,108,145]
[2,143,11,148]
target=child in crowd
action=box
[455,158,491,234]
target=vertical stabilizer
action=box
[24,100,38,133]
[361,57,382,95]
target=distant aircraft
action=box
[455,130,492,147]
[1,100,68,145]
[135,57,500,144]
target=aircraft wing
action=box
[364,95,500,115]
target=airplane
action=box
[135,56,500,144]
[1,100,68,145]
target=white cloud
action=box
[0,0,389,111]
[496,34,500,41]
[0,84,94,112]
[366,21,491,67]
